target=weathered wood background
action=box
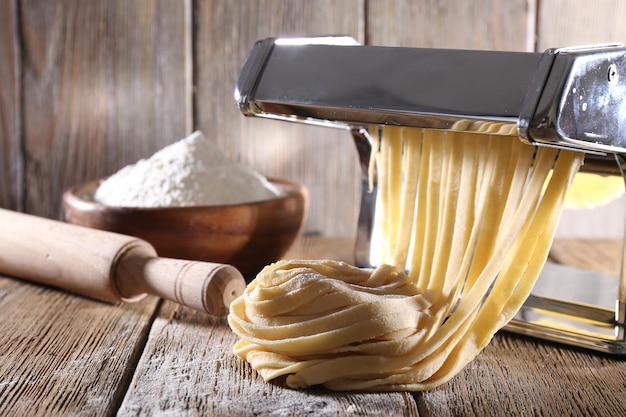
[2,0,626,238]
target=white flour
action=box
[94,131,281,207]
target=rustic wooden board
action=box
[117,300,419,416]
[549,238,622,276]
[285,236,357,263]
[537,0,626,49]
[18,0,190,219]
[193,0,365,238]
[421,332,626,416]
[366,0,534,51]
[0,0,21,211]
[0,276,160,417]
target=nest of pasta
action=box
[229,127,585,391]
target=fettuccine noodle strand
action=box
[228,128,583,391]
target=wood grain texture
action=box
[0,0,21,211]
[193,0,365,237]
[421,332,626,416]
[18,0,190,219]
[284,235,357,263]
[0,277,160,417]
[536,0,626,49]
[117,300,419,416]
[549,238,622,275]
[366,0,535,51]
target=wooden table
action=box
[1,236,625,416]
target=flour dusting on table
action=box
[94,131,281,207]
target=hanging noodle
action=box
[228,127,584,391]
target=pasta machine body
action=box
[235,36,626,355]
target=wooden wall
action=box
[2,0,626,238]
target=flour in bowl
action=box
[94,131,281,207]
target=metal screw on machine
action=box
[608,63,618,82]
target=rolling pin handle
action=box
[115,248,246,316]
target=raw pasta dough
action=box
[228,128,584,391]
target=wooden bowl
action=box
[62,178,307,279]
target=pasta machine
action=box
[234,36,626,355]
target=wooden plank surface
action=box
[422,332,626,416]
[0,0,21,211]
[193,0,365,238]
[366,0,535,51]
[0,277,160,416]
[537,0,626,49]
[549,238,622,276]
[1,236,625,416]
[117,300,419,417]
[18,0,190,219]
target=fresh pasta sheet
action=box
[228,127,584,391]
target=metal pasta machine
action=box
[234,36,626,355]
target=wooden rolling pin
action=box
[0,208,246,316]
